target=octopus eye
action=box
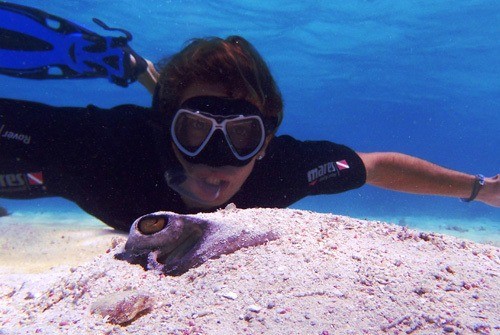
[138,217,166,235]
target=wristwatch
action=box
[461,174,485,202]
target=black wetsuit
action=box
[0,98,366,231]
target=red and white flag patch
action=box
[27,172,44,185]
[335,160,350,170]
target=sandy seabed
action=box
[0,208,498,335]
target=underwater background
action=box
[1,0,499,243]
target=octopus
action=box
[115,211,279,276]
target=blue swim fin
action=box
[0,2,146,87]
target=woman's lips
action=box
[205,177,222,186]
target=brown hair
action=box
[155,36,283,128]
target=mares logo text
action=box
[307,160,350,186]
[307,162,338,186]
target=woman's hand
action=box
[477,174,500,207]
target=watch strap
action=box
[461,174,485,202]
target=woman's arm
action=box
[358,152,499,207]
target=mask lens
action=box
[173,111,213,154]
[226,117,263,157]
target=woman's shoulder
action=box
[269,134,354,153]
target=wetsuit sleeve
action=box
[235,135,366,208]
[0,98,149,202]
[0,98,90,198]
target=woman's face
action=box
[173,82,270,209]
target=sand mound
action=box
[0,208,498,334]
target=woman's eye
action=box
[191,120,208,130]
[232,126,248,136]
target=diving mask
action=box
[170,96,277,167]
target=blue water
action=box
[1,1,499,242]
